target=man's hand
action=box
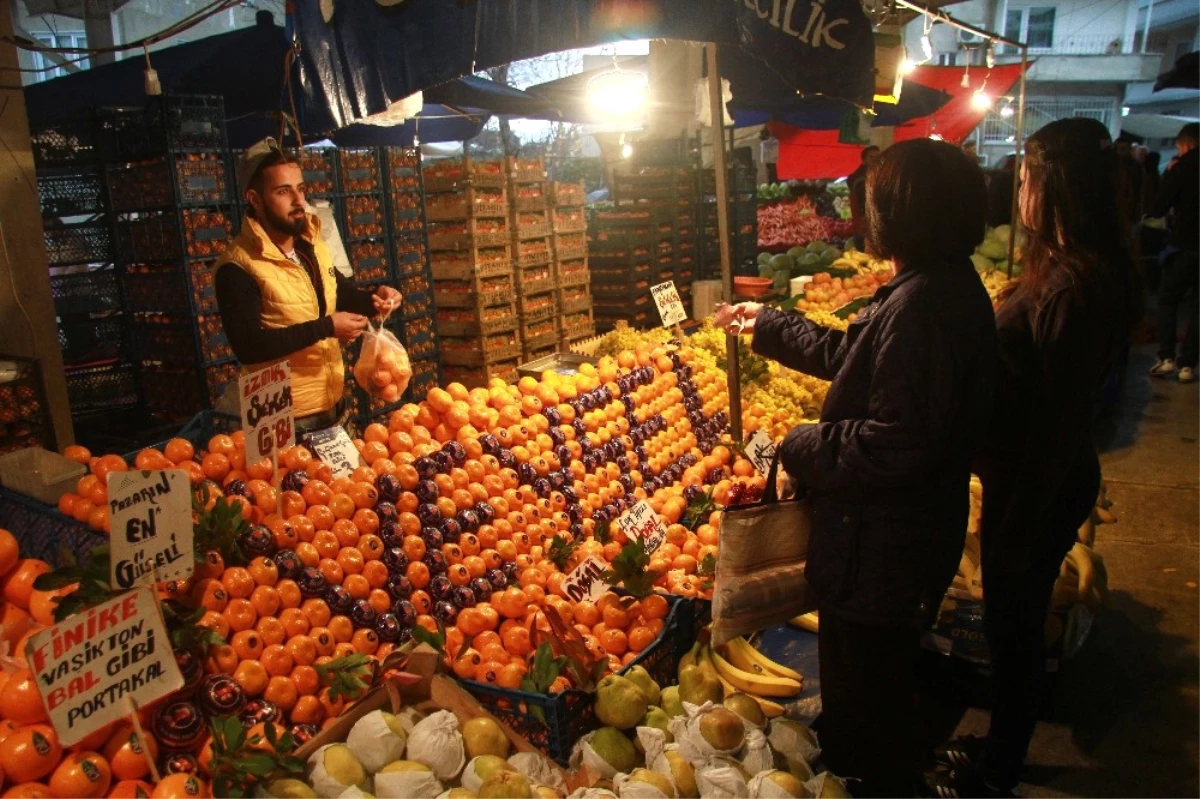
[373,286,402,317]
[332,311,368,342]
[713,302,764,334]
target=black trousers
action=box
[977,462,1097,792]
[817,612,921,797]
[1156,249,1199,368]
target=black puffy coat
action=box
[752,262,997,628]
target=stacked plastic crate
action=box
[31,112,138,419]
[700,163,758,279]
[586,202,659,331]
[548,180,594,349]
[506,158,559,361]
[424,156,520,389]
[383,147,441,403]
[106,96,237,422]
[609,165,698,318]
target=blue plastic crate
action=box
[0,487,106,568]
[459,595,690,766]
[127,410,240,461]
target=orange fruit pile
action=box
[0,341,785,795]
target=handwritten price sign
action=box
[562,556,611,603]
[308,426,362,481]
[651,281,688,328]
[28,590,184,745]
[239,362,294,463]
[745,430,778,477]
[615,500,668,555]
[108,470,194,590]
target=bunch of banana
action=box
[681,638,803,718]
[788,612,819,633]
[1052,541,1112,612]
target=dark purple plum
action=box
[439,518,462,543]
[469,577,492,601]
[501,561,520,583]
[417,503,442,526]
[429,575,454,602]
[532,478,552,498]
[420,527,444,550]
[393,600,417,627]
[240,525,276,558]
[375,614,402,642]
[374,501,398,525]
[456,509,480,533]
[543,407,562,426]
[375,474,401,504]
[297,568,327,598]
[415,457,439,480]
[452,586,477,609]
[486,569,508,592]
[433,601,458,624]
[432,451,455,474]
[424,550,448,575]
[290,724,319,747]
[473,502,495,524]
[224,479,250,499]
[325,586,354,615]
[517,463,537,485]
[379,522,402,549]
[281,469,309,493]
[442,441,467,466]
[273,550,303,580]
[385,574,414,600]
[383,547,409,572]
[480,434,501,456]
[351,599,377,628]
[414,479,440,504]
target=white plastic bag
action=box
[353,315,412,404]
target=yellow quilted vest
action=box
[219,215,344,418]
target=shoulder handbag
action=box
[710,454,815,646]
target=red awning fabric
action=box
[774,63,1028,180]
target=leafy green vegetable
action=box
[315,653,374,703]
[162,600,225,655]
[547,535,581,571]
[193,483,249,567]
[33,545,118,622]
[602,542,661,599]
[207,714,304,798]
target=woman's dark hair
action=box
[865,139,987,264]
[1012,117,1142,333]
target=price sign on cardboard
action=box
[651,281,688,328]
[615,500,668,554]
[746,430,778,477]
[562,556,611,603]
[308,426,362,480]
[28,589,184,746]
[108,470,194,590]
[239,362,294,463]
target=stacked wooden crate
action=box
[506,158,559,361]
[548,180,594,347]
[424,156,520,388]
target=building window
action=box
[979,97,1114,145]
[937,53,957,66]
[28,32,89,82]
[1002,6,1056,51]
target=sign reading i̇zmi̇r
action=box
[239,361,295,463]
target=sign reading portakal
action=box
[28,590,184,746]
[562,556,612,603]
[239,362,294,463]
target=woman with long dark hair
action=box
[931,118,1143,798]
[716,139,998,797]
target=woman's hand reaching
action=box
[713,302,764,335]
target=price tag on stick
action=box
[108,470,195,590]
[651,280,688,329]
[27,589,185,746]
[308,426,363,481]
[745,430,778,477]
[562,556,612,602]
[615,500,669,555]
[239,362,294,464]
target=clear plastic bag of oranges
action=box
[353,315,412,404]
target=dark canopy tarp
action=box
[293,0,876,130]
[23,13,552,147]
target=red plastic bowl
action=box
[734,276,773,297]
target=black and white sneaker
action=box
[932,735,985,772]
[922,769,1017,799]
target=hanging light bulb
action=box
[921,33,934,62]
[900,55,917,74]
[1000,103,1014,118]
[621,142,634,159]
[961,62,971,88]
[986,41,996,69]
[971,89,993,110]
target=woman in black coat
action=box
[715,139,998,797]
[930,118,1143,799]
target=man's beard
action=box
[264,205,306,237]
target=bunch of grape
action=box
[803,309,849,331]
[592,326,674,359]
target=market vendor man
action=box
[215,137,401,432]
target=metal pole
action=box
[894,0,1025,50]
[1141,0,1153,53]
[707,43,742,442]
[1006,45,1028,279]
